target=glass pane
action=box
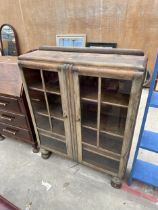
[51,118,65,136]
[35,115,51,131]
[82,149,119,173]
[43,71,60,94]
[100,104,127,136]
[101,78,131,107]
[82,127,97,146]
[40,134,67,154]
[99,133,123,154]
[23,68,43,90]
[29,90,47,115]
[47,93,63,118]
[81,101,97,129]
[80,76,98,101]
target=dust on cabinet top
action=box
[0,56,23,97]
[18,48,147,71]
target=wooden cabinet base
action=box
[41,148,52,159]
[111,177,122,189]
[0,134,5,141]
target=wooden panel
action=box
[0,57,22,97]
[0,110,28,129]
[0,95,22,113]
[0,122,32,142]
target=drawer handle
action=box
[3,128,17,135]
[0,115,14,122]
[0,101,8,107]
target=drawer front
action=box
[0,111,28,129]
[0,96,21,113]
[0,123,32,141]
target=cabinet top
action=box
[18,47,147,71]
[0,56,23,97]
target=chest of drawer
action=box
[0,111,29,129]
[0,95,22,113]
[0,122,32,142]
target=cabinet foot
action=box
[0,134,5,141]
[32,146,39,153]
[111,177,122,189]
[41,149,51,159]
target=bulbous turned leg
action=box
[111,176,122,189]
[41,148,51,159]
[0,134,5,141]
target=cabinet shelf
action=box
[29,82,43,91]
[37,127,65,138]
[49,105,63,120]
[40,131,65,143]
[80,88,98,103]
[101,92,129,108]
[45,84,60,95]
[37,127,65,141]
[82,143,120,161]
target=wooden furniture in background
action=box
[0,195,20,210]
[18,47,147,187]
[0,56,38,152]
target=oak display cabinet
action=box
[18,47,147,187]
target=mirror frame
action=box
[0,24,20,56]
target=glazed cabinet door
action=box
[73,70,135,177]
[21,66,72,158]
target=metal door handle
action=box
[0,114,14,122]
[3,128,17,135]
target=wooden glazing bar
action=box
[40,70,53,131]
[97,77,101,147]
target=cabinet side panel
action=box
[118,73,144,178]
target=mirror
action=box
[0,24,19,56]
